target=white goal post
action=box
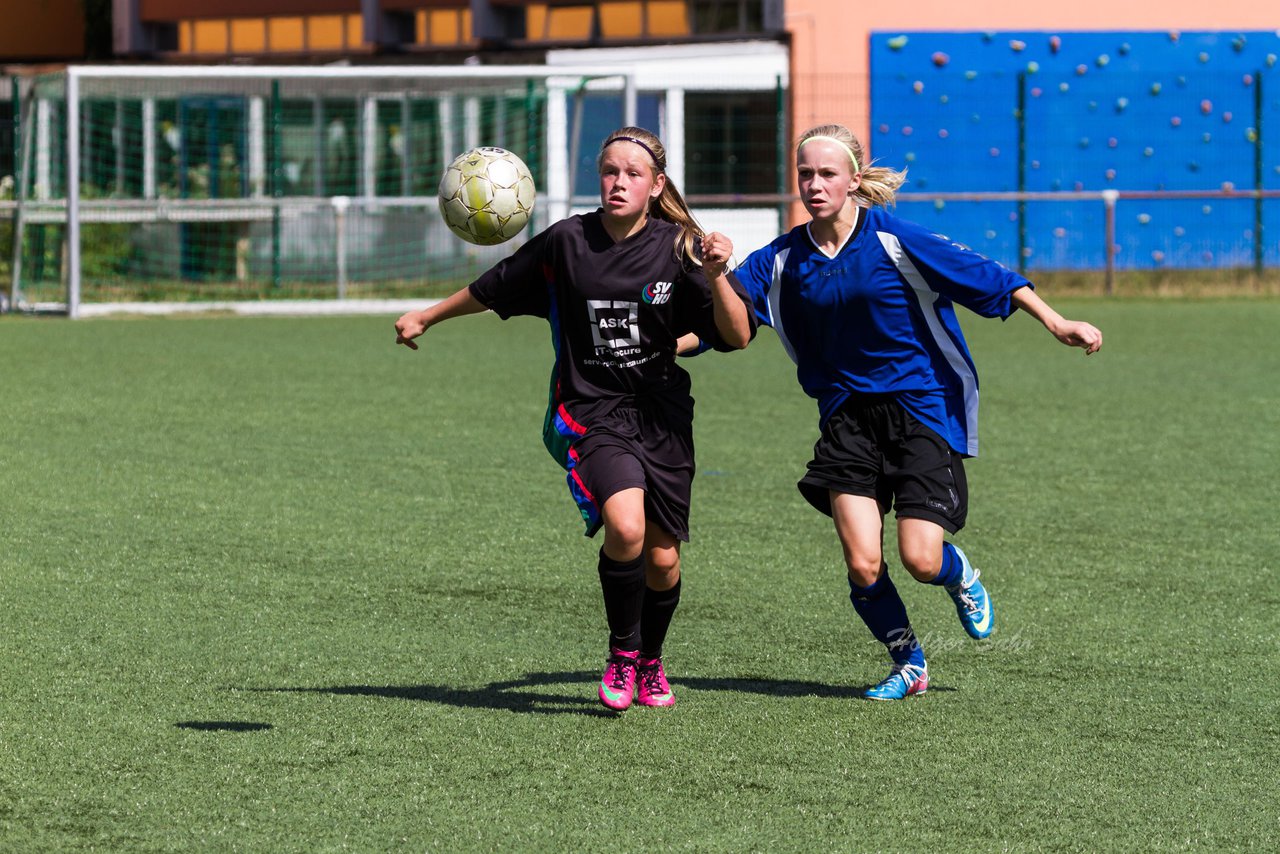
[8,64,641,317]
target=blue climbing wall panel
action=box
[870,31,1280,270]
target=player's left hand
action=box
[701,232,734,280]
[1055,320,1103,355]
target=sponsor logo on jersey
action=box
[935,232,1010,269]
[642,281,674,305]
[587,299,641,349]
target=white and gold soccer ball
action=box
[438,147,536,246]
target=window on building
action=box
[527,1,693,43]
[192,20,230,54]
[268,18,305,51]
[276,98,379,197]
[320,100,360,196]
[531,4,596,40]
[308,16,346,51]
[176,14,365,56]
[408,100,444,196]
[176,96,248,200]
[0,98,15,189]
[646,1,690,36]
[230,19,266,53]
[684,90,778,195]
[597,2,641,39]
[375,100,406,196]
[689,0,763,34]
[417,8,472,46]
[278,98,317,196]
[154,101,180,198]
[82,99,146,198]
[567,92,662,198]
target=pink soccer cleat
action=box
[636,657,675,708]
[598,648,639,712]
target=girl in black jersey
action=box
[396,127,754,712]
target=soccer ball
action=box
[438,147,536,246]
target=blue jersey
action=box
[733,206,1030,456]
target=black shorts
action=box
[569,404,694,542]
[796,394,968,533]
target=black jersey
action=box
[469,211,755,457]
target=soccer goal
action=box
[4,65,639,317]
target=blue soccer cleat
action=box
[863,661,929,701]
[946,551,994,639]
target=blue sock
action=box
[848,569,924,667]
[931,542,966,588]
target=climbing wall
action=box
[870,31,1280,270]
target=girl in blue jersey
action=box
[724,124,1101,700]
[396,127,754,712]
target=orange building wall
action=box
[0,0,85,60]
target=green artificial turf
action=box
[1,300,1277,851]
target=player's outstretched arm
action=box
[1011,286,1103,355]
[395,286,487,350]
[701,231,752,349]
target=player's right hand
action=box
[395,311,427,350]
[701,231,734,279]
[1055,319,1103,355]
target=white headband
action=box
[799,135,861,173]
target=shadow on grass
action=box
[256,671,615,718]
[175,720,274,732]
[679,676,956,697]
[252,669,950,716]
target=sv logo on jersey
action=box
[642,281,674,305]
[587,300,641,349]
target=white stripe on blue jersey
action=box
[766,247,798,365]
[733,205,1030,457]
[876,231,981,456]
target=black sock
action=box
[597,548,645,652]
[640,577,682,660]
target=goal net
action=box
[6,65,638,316]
